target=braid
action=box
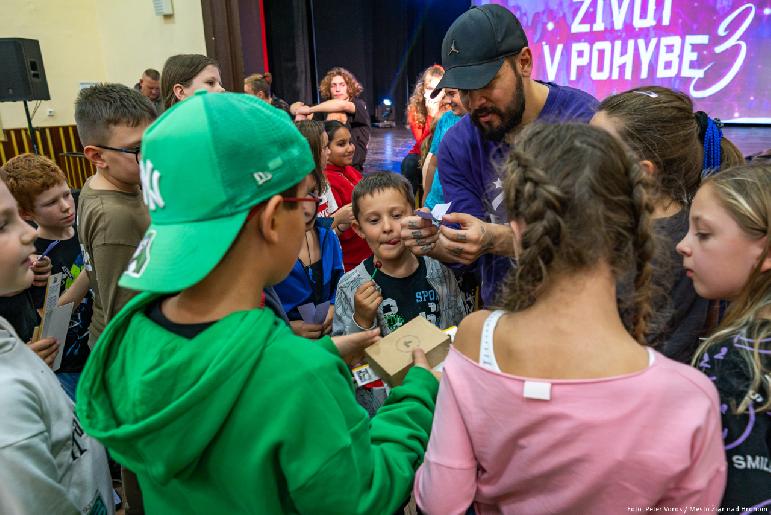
[501,150,568,311]
[628,164,656,343]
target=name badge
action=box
[352,364,381,387]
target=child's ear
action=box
[639,160,657,177]
[760,247,771,273]
[82,146,108,169]
[18,207,35,222]
[172,83,187,102]
[257,196,284,244]
[351,218,365,239]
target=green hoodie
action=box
[76,293,438,514]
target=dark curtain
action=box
[264,0,469,124]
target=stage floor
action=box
[365,125,770,174]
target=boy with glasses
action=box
[76,83,156,513]
[76,84,156,349]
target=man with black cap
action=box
[401,4,597,306]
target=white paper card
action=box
[313,301,331,325]
[416,202,452,223]
[46,302,74,372]
[297,303,316,324]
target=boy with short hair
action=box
[0,171,114,514]
[76,92,438,513]
[75,83,156,348]
[332,172,467,337]
[3,153,92,399]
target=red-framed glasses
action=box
[282,194,321,209]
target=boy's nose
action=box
[675,238,690,256]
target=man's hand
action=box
[400,210,439,256]
[30,255,52,287]
[438,212,495,265]
[332,329,380,366]
[289,320,324,339]
[353,281,382,329]
[27,337,58,368]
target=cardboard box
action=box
[365,316,451,386]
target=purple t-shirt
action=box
[437,82,598,305]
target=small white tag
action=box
[523,381,551,401]
[352,364,380,387]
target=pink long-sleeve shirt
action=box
[415,345,727,514]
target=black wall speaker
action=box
[0,38,50,102]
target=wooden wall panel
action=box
[0,125,96,189]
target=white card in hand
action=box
[45,302,74,372]
[297,303,316,324]
[416,202,452,223]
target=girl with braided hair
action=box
[414,124,726,514]
[592,86,744,363]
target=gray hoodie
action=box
[0,317,113,515]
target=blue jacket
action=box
[274,225,344,321]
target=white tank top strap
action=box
[479,310,506,372]
[646,347,656,366]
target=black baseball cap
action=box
[432,4,528,98]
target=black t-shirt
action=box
[319,97,370,171]
[363,256,439,333]
[30,231,92,372]
[697,322,771,508]
[146,290,288,339]
[0,291,39,343]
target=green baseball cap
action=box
[119,90,314,293]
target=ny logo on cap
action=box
[449,40,460,56]
[140,160,165,211]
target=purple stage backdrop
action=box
[473,0,770,123]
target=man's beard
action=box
[470,70,525,142]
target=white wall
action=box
[0,0,206,129]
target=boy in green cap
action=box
[76,91,439,514]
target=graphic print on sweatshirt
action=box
[364,256,439,333]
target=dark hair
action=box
[500,124,655,343]
[324,120,350,143]
[245,74,270,97]
[295,120,328,193]
[352,172,414,220]
[161,54,219,109]
[597,86,741,205]
[74,83,157,145]
[319,67,363,100]
[143,68,160,81]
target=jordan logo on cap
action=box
[449,40,460,55]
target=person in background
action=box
[244,73,291,115]
[401,65,445,197]
[423,87,466,209]
[161,54,225,109]
[3,153,92,401]
[415,123,726,513]
[134,68,163,114]
[292,67,371,171]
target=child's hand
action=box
[30,255,52,287]
[333,204,354,233]
[354,281,382,329]
[332,329,380,366]
[27,337,59,368]
[322,305,334,335]
[289,320,324,339]
[412,348,441,381]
